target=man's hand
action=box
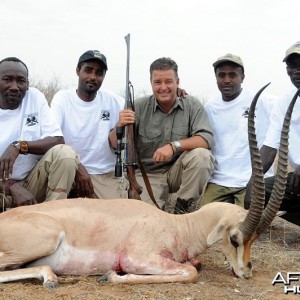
[177,88,188,98]
[10,183,37,207]
[109,109,136,149]
[153,144,174,163]
[74,164,95,198]
[0,145,19,180]
[117,109,135,127]
[290,166,300,196]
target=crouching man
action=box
[0,57,79,210]
[112,57,214,213]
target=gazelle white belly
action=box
[28,240,118,275]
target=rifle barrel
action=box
[125,34,131,109]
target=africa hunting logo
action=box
[242,107,249,118]
[25,113,39,126]
[272,272,300,294]
[101,110,110,120]
[242,106,258,118]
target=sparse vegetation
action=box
[30,76,64,104]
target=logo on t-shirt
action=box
[242,107,249,118]
[242,106,257,118]
[25,113,39,126]
[101,110,110,121]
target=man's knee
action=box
[183,148,214,169]
[50,144,79,161]
[43,145,79,176]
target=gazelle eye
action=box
[230,236,239,248]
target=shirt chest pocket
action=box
[137,127,161,159]
[171,126,189,140]
[139,127,161,144]
[20,113,41,140]
[21,123,40,140]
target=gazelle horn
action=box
[256,89,300,235]
[239,83,271,241]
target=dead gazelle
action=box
[0,85,298,287]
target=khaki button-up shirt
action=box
[135,95,214,171]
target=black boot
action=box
[174,198,189,214]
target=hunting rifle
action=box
[115,34,143,200]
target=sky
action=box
[1,0,300,100]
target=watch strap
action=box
[169,142,175,155]
[19,141,29,155]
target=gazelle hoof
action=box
[43,280,59,289]
[97,273,109,282]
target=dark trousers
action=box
[265,172,300,226]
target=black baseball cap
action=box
[77,50,108,70]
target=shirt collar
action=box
[153,96,184,112]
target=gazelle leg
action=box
[0,213,65,287]
[99,256,199,284]
[0,265,58,288]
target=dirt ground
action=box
[0,217,299,300]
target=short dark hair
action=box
[0,57,29,76]
[150,57,178,79]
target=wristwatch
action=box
[12,141,21,150]
[170,141,181,152]
[12,140,29,155]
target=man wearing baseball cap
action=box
[51,50,132,199]
[212,53,244,72]
[77,50,108,70]
[245,42,300,226]
[202,53,275,207]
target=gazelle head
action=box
[209,85,299,279]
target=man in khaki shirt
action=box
[112,57,214,213]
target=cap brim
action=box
[283,51,300,62]
[213,59,243,69]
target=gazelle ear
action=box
[269,211,287,225]
[276,211,286,217]
[207,222,225,246]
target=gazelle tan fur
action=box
[0,86,298,288]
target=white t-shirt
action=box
[51,89,125,174]
[0,87,63,180]
[264,87,300,170]
[205,87,275,187]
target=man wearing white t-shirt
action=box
[245,42,300,226]
[51,50,132,199]
[202,53,275,207]
[0,57,78,210]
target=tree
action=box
[30,76,64,104]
